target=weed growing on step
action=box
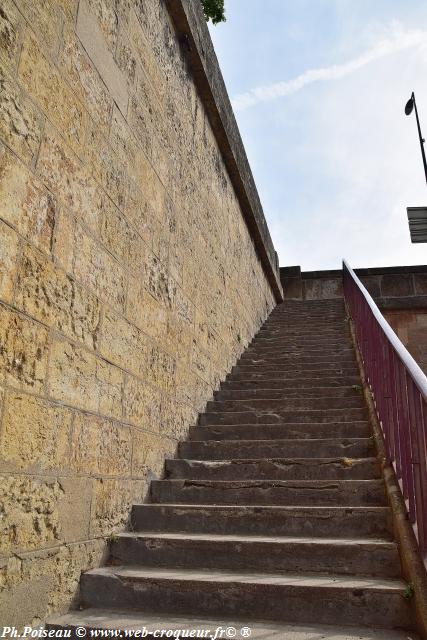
[108,534,119,544]
[403,583,415,600]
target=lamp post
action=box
[405,92,427,186]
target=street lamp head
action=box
[405,95,414,116]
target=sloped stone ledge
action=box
[165,0,283,302]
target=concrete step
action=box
[181,437,374,459]
[230,368,360,380]
[190,421,371,440]
[206,397,365,412]
[151,479,386,506]
[223,376,361,388]
[199,407,368,426]
[216,386,363,399]
[46,608,419,640]
[240,353,356,365]
[111,532,400,577]
[131,504,393,539]
[244,346,354,357]
[166,457,380,481]
[234,361,359,372]
[79,566,412,628]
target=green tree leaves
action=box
[201,0,226,24]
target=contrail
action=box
[232,23,427,111]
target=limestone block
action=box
[0,392,72,472]
[115,31,137,87]
[0,0,22,72]
[70,418,121,476]
[60,24,112,129]
[0,146,57,253]
[36,126,102,235]
[48,337,123,418]
[0,71,44,164]
[85,128,127,211]
[73,225,126,312]
[76,0,128,115]
[0,220,19,303]
[144,252,175,308]
[0,475,64,554]
[125,179,153,248]
[90,478,147,537]
[57,477,92,542]
[85,0,119,53]
[127,9,165,101]
[191,338,213,385]
[144,342,176,392]
[131,429,175,479]
[381,273,414,297]
[19,31,87,155]
[15,243,101,349]
[100,199,148,272]
[414,274,427,295]
[0,538,106,628]
[123,375,162,430]
[100,310,149,378]
[17,0,62,54]
[52,209,75,273]
[0,303,48,392]
[126,277,168,338]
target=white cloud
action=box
[232,21,427,111]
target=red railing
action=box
[343,260,427,563]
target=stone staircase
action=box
[48,300,418,638]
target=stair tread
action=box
[86,565,406,591]
[46,609,419,640]
[116,531,395,547]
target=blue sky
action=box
[209,0,427,270]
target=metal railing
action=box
[343,259,427,561]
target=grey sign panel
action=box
[407,206,427,243]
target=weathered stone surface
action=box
[0,392,72,472]
[18,0,63,53]
[0,0,22,72]
[90,478,147,537]
[15,243,101,349]
[0,539,106,628]
[76,0,128,115]
[48,338,123,418]
[61,24,112,129]
[100,199,147,272]
[36,126,103,235]
[0,70,43,163]
[100,310,148,377]
[74,224,126,311]
[19,31,86,155]
[0,475,64,554]
[52,209,75,273]
[123,375,162,430]
[381,274,414,297]
[70,413,131,476]
[0,303,49,391]
[0,220,19,303]
[131,429,175,479]
[0,146,57,253]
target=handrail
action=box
[343,260,427,397]
[343,259,427,559]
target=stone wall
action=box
[383,310,427,375]
[0,0,278,625]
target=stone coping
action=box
[280,265,427,279]
[165,0,283,301]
